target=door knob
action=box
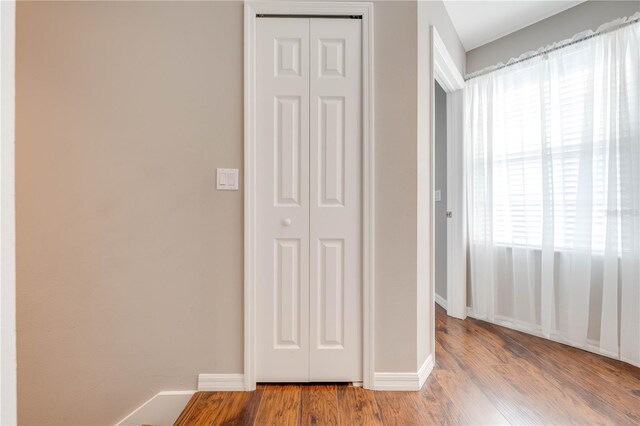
[446,211,453,218]
[283,218,292,226]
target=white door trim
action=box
[244,1,375,391]
[0,1,17,423]
[432,28,465,93]
[430,26,466,328]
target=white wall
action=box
[467,0,640,74]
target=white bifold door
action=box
[256,17,362,382]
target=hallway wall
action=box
[16,1,464,424]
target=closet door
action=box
[309,18,362,381]
[256,17,362,382]
[256,17,310,382]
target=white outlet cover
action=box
[217,168,239,190]
[434,190,441,202]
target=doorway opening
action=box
[434,81,448,312]
[430,26,466,344]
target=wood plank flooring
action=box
[174,305,640,425]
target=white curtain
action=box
[465,14,640,366]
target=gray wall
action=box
[434,82,447,302]
[16,1,465,424]
[467,0,640,74]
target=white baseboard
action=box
[435,293,448,310]
[374,354,433,391]
[198,373,245,391]
[417,354,434,389]
[465,308,640,369]
[115,390,196,426]
[197,356,443,393]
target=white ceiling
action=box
[443,1,586,51]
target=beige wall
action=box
[467,0,640,73]
[16,1,463,424]
[373,0,419,373]
[17,2,244,424]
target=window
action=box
[468,41,637,253]
[465,12,640,368]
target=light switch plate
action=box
[434,190,442,202]
[217,168,239,190]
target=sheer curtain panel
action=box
[465,14,640,366]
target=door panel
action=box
[256,18,310,382]
[309,18,362,381]
[318,97,345,206]
[275,96,302,206]
[274,238,302,348]
[317,238,345,348]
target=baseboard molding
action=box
[197,356,444,393]
[466,308,640,369]
[435,293,448,310]
[115,391,196,426]
[198,373,245,391]
[417,354,434,389]
[374,354,434,391]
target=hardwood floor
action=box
[174,305,640,425]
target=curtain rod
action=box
[465,15,640,82]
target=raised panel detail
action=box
[275,38,301,76]
[274,239,301,349]
[317,239,344,348]
[318,97,345,206]
[275,96,301,206]
[319,39,345,77]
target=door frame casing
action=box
[244,1,375,391]
[0,0,17,423]
[430,25,466,332]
